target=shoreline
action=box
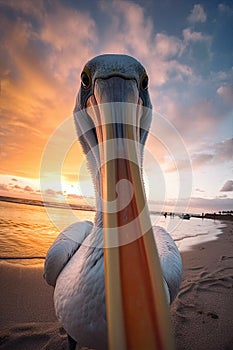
[0,195,95,212]
[0,221,233,349]
[1,195,232,220]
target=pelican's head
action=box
[74,54,173,350]
[76,54,152,109]
[74,54,152,160]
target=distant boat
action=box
[179,213,190,220]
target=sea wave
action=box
[0,200,226,265]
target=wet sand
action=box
[0,220,232,350]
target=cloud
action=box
[99,0,153,58]
[0,184,9,191]
[44,189,56,196]
[154,33,184,59]
[188,4,207,23]
[40,4,97,80]
[213,138,233,163]
[191,138,233,169]
[220,180,233,192]
[164,158,192,173]
[187,196,233,212]
[0,0,231,208]
[183,28,211,43]
[218,3,233,15]
[192,153,213,168]
[164,137,233,173]
[0,0,45,20]
[0,0,204,163]
[182,27,212,63]
[24,185,34,192]
[98,1,195,87]
[0,2,93,179]
[154,96,218,144]
[217,194,227,198]
[67,193,83,199]
[195,188,205,193]
[43,188,65,197]
[217,85,233,105]
[150,196,233,213]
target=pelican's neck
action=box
[86,139,144,231]
[93,166,104,229]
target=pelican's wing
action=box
[153,226,182,303]
[44,221,93,287]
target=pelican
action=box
[44,54,182,350]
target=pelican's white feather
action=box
[53,226,107,350]
[44,221,93,287]
[45,223,181,349]
[153,226,182,303]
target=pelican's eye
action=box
[81,68,91,89]
[140,72,149,91]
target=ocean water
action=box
[0,201,225,266]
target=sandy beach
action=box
[0,220,233,350]
[171,220,233,350]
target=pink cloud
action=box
[165,159,193,173]
[0,3,97,179]
[150,196,232,213]
[99,1,195,87]
[0,0,45,20]
[154,33,184,59]
[191,153,213,168]
[40,4,97,80]
[213,138,233,162]
[161,137,232,173]
[188,4,207,23]
[191,138,233,169]
[44,189,56,196]
[43,189,65,197]
[100,0,153,58]
[187,196,232,213]
[67,193,82,199]
[14,185,21,189]
[24,185,34,192]
[152,96,216,143]
[183,28,211,43]
[0,183,9,191]
[217,85,233,105]
[0,0,231,204]
[220,180,233,192]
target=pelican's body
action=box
[44,54,182,350]
[45,222,180,349]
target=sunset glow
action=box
[0,0,232,214]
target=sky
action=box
[0,0,232,214]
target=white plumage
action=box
[44,222,181,349]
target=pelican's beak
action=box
[87,77,174,350]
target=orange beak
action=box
[87,77,174,350]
